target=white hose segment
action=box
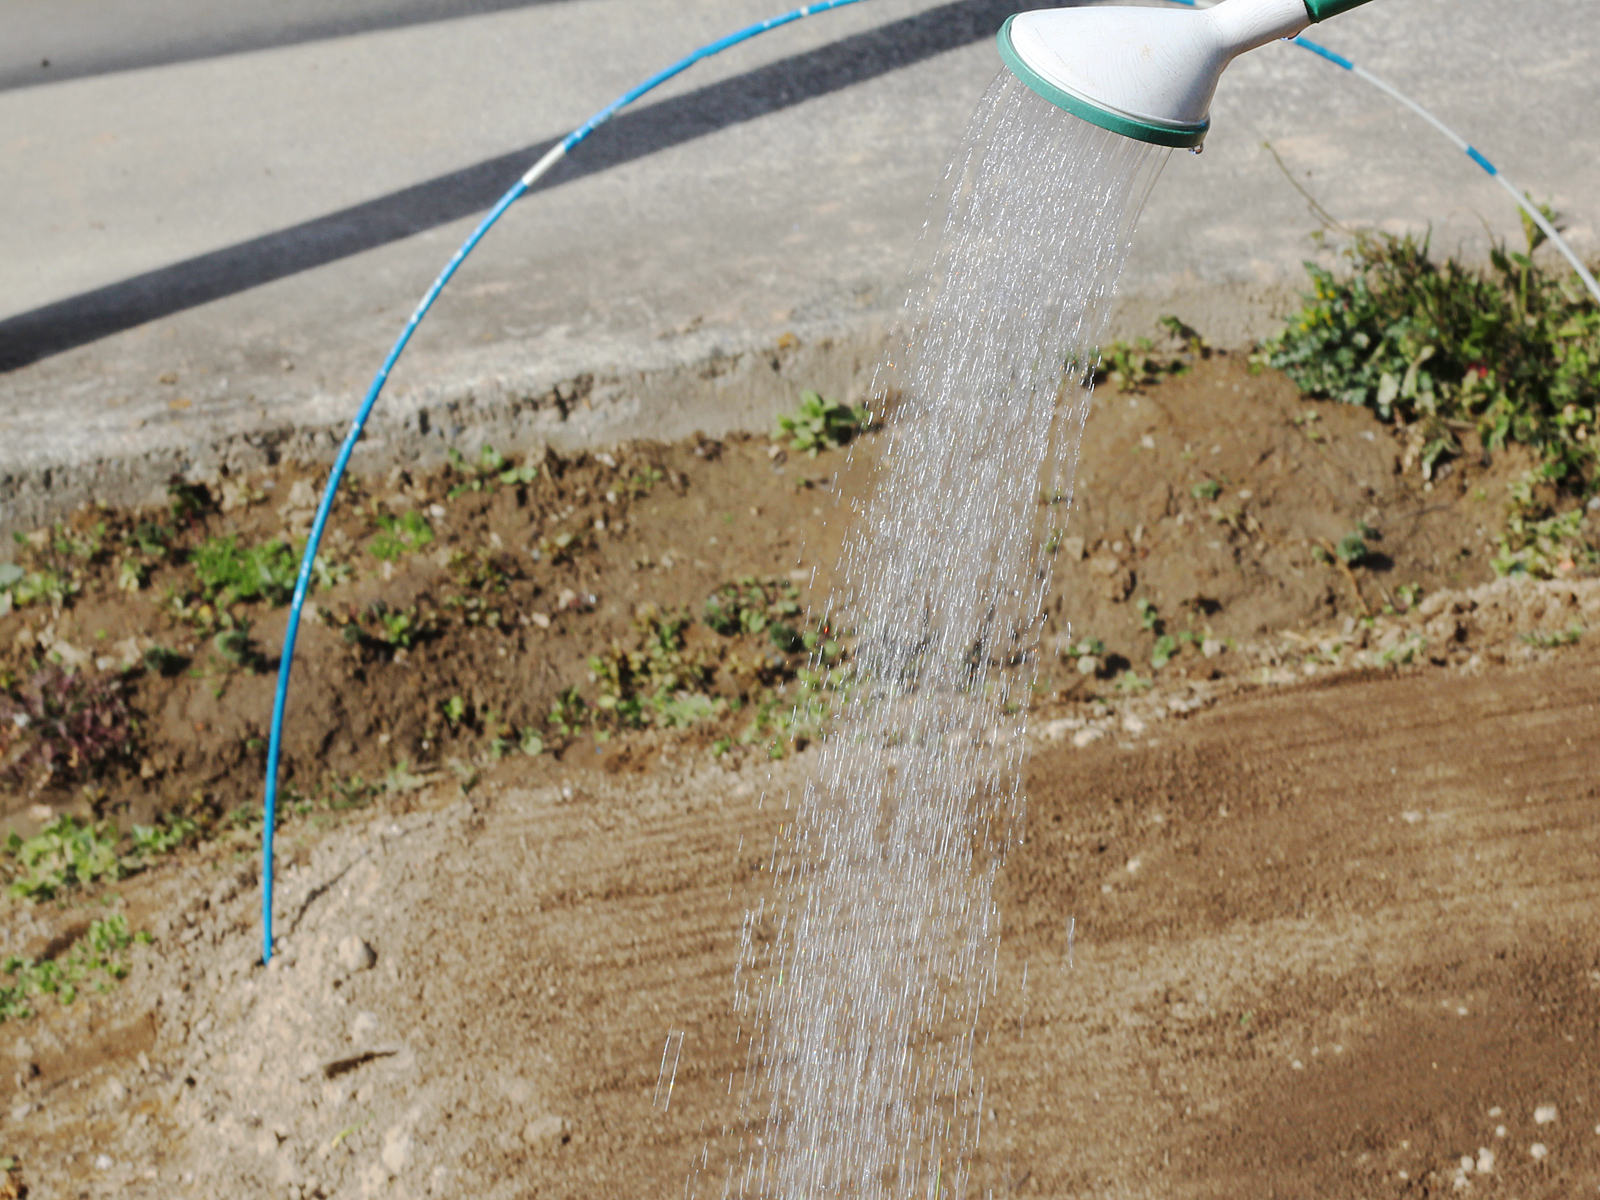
[1347,63,1600,305]
[520,143,569,188]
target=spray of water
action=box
[726,75,1168,1199]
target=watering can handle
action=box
[1302,0,1377,20]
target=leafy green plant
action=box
[447,548,512,593]
[442,695,466,727]
[5,816,122,900]
[1262,218,1600,576]
[166,478,213,523]
[328,601,440,655]
[589,610,719,731]
[129,815,198,857]
[128,521,173,558]
[0,668,134,789]
[773,391,871,456]
[213,621,267,671]
[625,466,666,498]
[0,563,76,612]
[0,914,149,1020]
[546,687,589,740]
[367,510,434,561]
[49,522,107,564]
[1335,531,1370,566]
[1191,479,1222,502]
[1151,634,1179,669]
[1492,506,1589,577]
[445,445,537,499]
[142,644,189,677]
[704,577,803,638]
[1097,338,1189,392]
[1136,598,1162,633]
[1520,621,1584,649]
[191,535,297,605]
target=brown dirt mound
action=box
[0,357,1595,1198]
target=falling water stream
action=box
[726,75,1170,1199]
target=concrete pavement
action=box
[1,0,1595,530]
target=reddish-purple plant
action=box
[0,668,134,788]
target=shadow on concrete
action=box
[0,0,1035,373]
[2,0,576,94]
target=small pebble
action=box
[335,936,377,973]
[1534,1103,1558,1125]
[94,1154,113,1171]
[1476,1147,1494,1174]
[1529,1142,1548,1160]
[1495,1125,1508,1138]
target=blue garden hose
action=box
[259,0,875,963]
[261,0,1600,965]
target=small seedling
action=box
[773,391,871,456]
[1151,634,1179,669]
[1335,531,1370,566]
[129,816,198,857]
[191,535,297,605]
[442,695,466,727]
[166,479,212,522]
[383,761,428,794]
[368,510,435,561]
[0,564,76,611]
[1191,480,1222,502]
[1096,338,1189,391]
[5,816,124,900]
[1136,598,1162,633]
[213,622,267,671]
[445,445,537,499]
[1520,621,1584,649]
[0,914,149,1020]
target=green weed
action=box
[191,536,297,605]
[1151,634,1179,669]
[1098,338,1187,392]
[0,563,77,612]
[589,610,719,731]
[367,510,434,561]
[0,914,149,1020]
[773,391,871,456]
[1520,621,1584,649]
[1262,218,1600,576]
[328,601,440,655]
[445,445,537,499]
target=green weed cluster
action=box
[545,579,845,751]
[773,391,871,456]
[3,813,195,900]
[0,914,149,1020]
[445,445,538,500]
[191,535,298,604]
[1262,218,1600,576]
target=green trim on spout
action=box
[1303,0,1377,21]
[996,15,1209,149]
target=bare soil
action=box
[0,355,1596,1199]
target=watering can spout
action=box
[997,0,1379,148]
